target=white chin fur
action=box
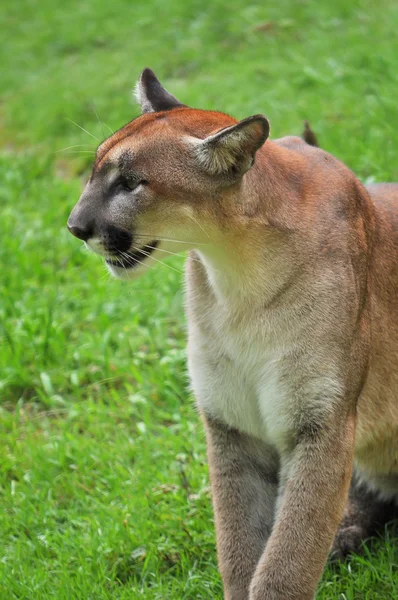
[85,238,109,258]
[106,261,151,281]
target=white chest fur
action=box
[188,310,295,450]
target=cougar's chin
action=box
[105,240,158,280]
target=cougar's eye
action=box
[117,178,148,192]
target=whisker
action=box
[91,104,114,137]
[55,144,95,154]
[60,150,96,155]
[134,234,208,246]
[99,264,113,282]
[67,118,99,141]
[145,245,180,257]
[115,254,131,278]
[91,104,106,140]
[145,243,218,273]
[130,247,183,275]
[115,253,129,272]
[104,123,115,136]
[118,250,155,273]
[186,212,212,241]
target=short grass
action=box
[1,0,397,598]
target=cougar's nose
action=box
[68,184,98,241]
[67,220,94,241]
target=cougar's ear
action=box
[135,68,185,114]
[193,115,270,177]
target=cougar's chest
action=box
[188,312,294,448]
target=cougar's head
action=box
[67,68,269,280]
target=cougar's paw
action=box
[329,524,367,562]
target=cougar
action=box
[68,69,398,600]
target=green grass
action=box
[1,0,397,598]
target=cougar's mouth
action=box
[106,240,158,269]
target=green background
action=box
[1,0,397,598]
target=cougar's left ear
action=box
[135,68,185,114]
[193,115,270,177]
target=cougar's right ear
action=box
[192,115,270,178]
[135,68,185,114]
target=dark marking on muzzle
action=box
[106,240,158,269]
[103,225,133,254]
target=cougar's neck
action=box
[194,230,293,311]
[192,143,302,311]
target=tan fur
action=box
[68,70,398,599]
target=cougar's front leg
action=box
[204,415,279,600]
[249,413,356,600]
